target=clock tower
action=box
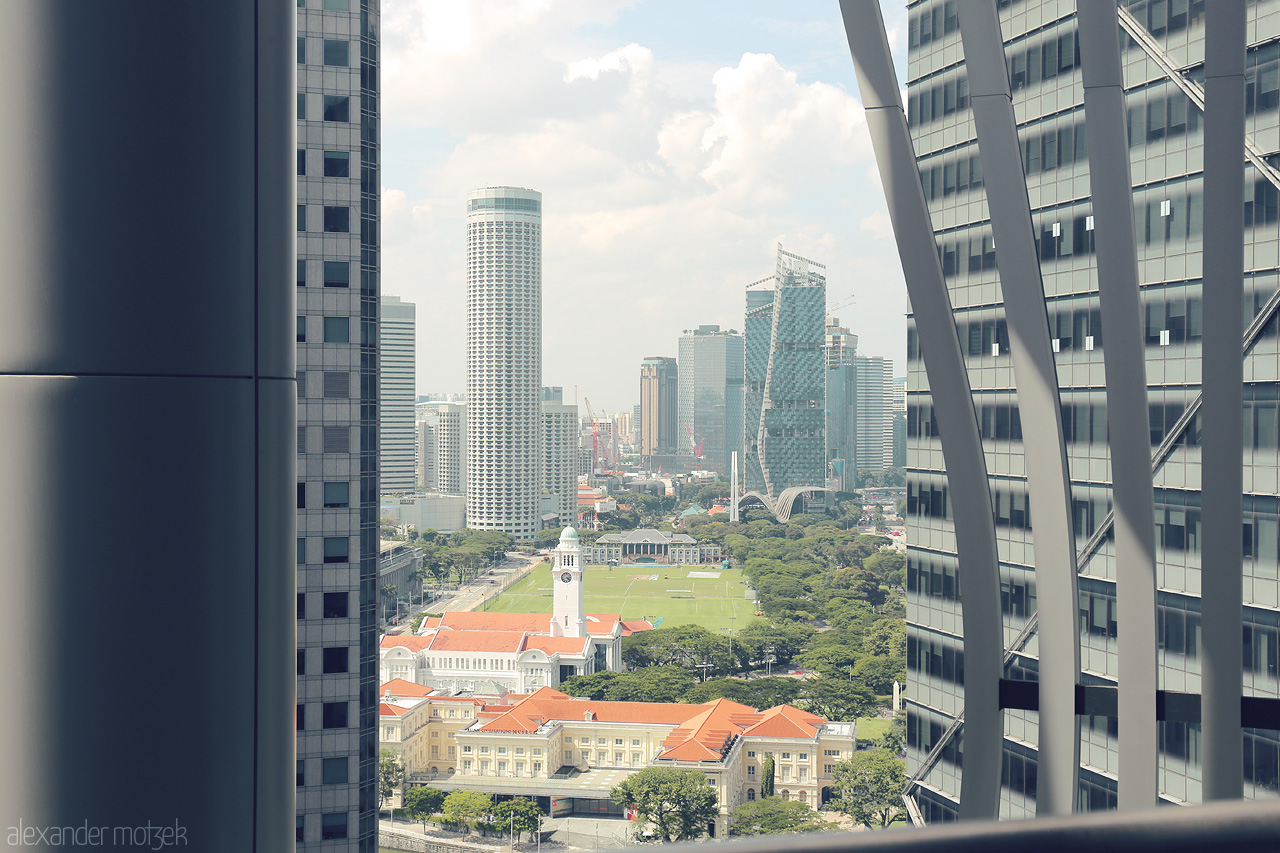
[551,526,585,638]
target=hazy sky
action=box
[382,0,910,413]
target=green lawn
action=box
[484,562,753,633]
[855,715,890,743]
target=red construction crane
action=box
[684,423,706,471]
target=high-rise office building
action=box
[466,187,543,540]
[744,246,827,497]
[380,295,416,494]
[825,319,859,491]
[416,418,435,491]
[677,325,744,477]
[640,356,679,459]
[541,387,578,528]
[296,0,379,848]
[886,0,1280,824]
[418,400,467,495]
[853,353,893,473]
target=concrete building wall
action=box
[380,295,416,494]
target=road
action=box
[384,552,545,634]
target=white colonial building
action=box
[380,527,651,693]
[582,528,723,565]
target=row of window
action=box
[297,757,348,787]
[297,149,351,177]
[298,591,350,619]
[297,701,348,730]
[297,205,350,232]
[297,260,351,287]
[298,94,351,122]
[297,647,348,675]
[297,813,348,843]
[297,537,349,563]
[907,397,1193,447]
[297,37,350,68]
[296,316,352,343]
[297,481,350,508]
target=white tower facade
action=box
[551,526,585,638]
[466,187,542,539]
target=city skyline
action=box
[380,0,912,413]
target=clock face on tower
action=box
[560,572,572,583]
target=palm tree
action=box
[380,583,398,622]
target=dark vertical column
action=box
[1200,0,1247,803]
[1077,0,1161,812]
[841,0,1004,821]
[956,0,1081,817]
[0,3,294,849]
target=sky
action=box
[381,0,910,413]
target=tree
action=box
[728,798,835,836]
[380,583,399,621]
[492,797,542,843]
[402,786,446,831]
[610,767,718,843]
[853,656,904,695]
[862,619,906,659]
[760,754,775,798]
[442,790,492,832]
[799,678,875,722]
[378,750,406,810]
[829,748,906,828]
[878,710,906,757]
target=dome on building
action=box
[559,526,579,542]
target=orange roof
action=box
[379,702,412,717]
[381,635,434,652]
[477,689,709,734]
[439,612,551,633]
[619,619,654,637]
[524,636,589,654]
[428,631,526,653]
[380,679,433,698]
[659,698,759,761]
[742,705,828,739]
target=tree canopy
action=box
[829,747,906,828]
[442,790,492,831]
[728,798,835,836]
[492,797,542,842]
[402,786,445,830]
[610,767,718,843]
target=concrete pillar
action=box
[956,0,1081,816]
[1077,0,1160,812]
[841,0,1004,820]
[0,3,295,850]
[1200,0,1247,803]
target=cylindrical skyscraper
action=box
[466,187,543,539]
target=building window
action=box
[297,538,305,564]
[297,37,305,64]
[297,482,306,508]
[297,93,305,120]
[324,316,350,343]
[297,759,305,787]
[323,592,348,618]
[322,757,347,784]
[298,593,306,620]
[747,751,755,758]
[323,425,349,450]
[296,317,307,343]
[297,150,306,176]
[297,704,305,730]
[323,0,350,8]
[323,40,349,67]
[297,650,305,675]
[323,95,349,122]
[747,766,756,776]
[781,753,790,760]
[747,789,755,801]
[322,647,347,673]
[320,813,347,840]
[322,702,347,729]
[296,205,306,231]
[324,151,350,177]
[323,261,349,287]
[296,817,304,842]
[799,754,808,761]
[323,206,350,232]
[323,537,349,563]
[323,482,350,508]
[462,745,472,753]
[297,260,307,287]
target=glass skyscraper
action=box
[677,325,745,477]
[744,246,828,497]
[296,0,380,848]
[900,0,1280,822]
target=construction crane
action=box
[583,396,601,473]
[828,292,856,318]
[684,422,706,471]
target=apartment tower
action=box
[380,295,416,494]
[297,0,380,848]
[677,325,745,477]
[466,187,542,539]
[640,356,680,460]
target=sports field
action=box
[485,562,752,633]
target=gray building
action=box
[417,400,466,495]
[542,386,578,528]
[677,325,744,478]
[853,353,894,473]
[466,187,543,540]
[825,319,859,491]
[860,0,1280,825]
[297,0,379,847]
[381,295,416,494]
[744,246,827,498]
[640,356,679,460]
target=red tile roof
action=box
[523,636,589,654]
[742,705,827,739]
[436,611,622,636]
[619,619,654,636]
[379,702,412,717]
[380,679,433,698]
[381,635,434,652]
[428,631,526,653]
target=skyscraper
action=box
[296,0,379,847]
[541,387,578,528]
[825,319,859,491]
[466,187,542,539]
[853,353,893,473]
[380,295,416,494]
[677,325,744,477]
[848,0,1280,824]
[640,356,679,460]
[743,246,827,497]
